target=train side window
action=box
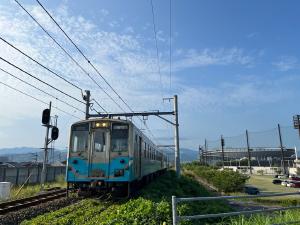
[111,124,129,152]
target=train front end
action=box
[66,119,131,193]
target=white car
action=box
[278,175,288,179]
[287,181,295,187]
[281,180,289,186]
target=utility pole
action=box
[221,135,225,169]
[278,124,286,175]
[199,145,203,163]
[246,130,252,174]
[41,102,51,190]
[204,139,207,165]
[84,90,91,120]
[174,95,180,177]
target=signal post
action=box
[41,101,59,190]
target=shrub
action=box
[257,170,264,176]
[184,163,249,193]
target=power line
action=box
[0,80,80,119]
[33,0,160,143]
[35,0,134,113]
[169,0,172,93]
[91,98,108,114]
[0,67,85,114]
[150,0,163,99]
[0,36,83,92]
[0,56,85,105]
[14,0,125,113]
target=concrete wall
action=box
[0,166,65,185]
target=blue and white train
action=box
[66,118,169,196]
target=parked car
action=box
[244,186,260,195]
[290,181,300,188]
[281,180,289,186]
[272,179,282,184]
[287,181,296,187]
[290,176,300,181]
[278,175,289,179]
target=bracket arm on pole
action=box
[156,115,176,126]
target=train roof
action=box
[72,117,131,125]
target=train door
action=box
[133,134,138,178]
[138,136,142,178]
[89,128,109,178]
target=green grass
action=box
[8,175,66,201]
[21,171,232,225]
[221,209,300,225]
[247,175,300,194]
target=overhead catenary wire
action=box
[169,0,172,93]
[150,0,163,100]
[14,0,124,114]
[0,67,85,114]
[33,0,162,144]
[0,56,85,105]
[0,80,80,119]
[91,98,109,114]
[0,36,83,92]
[35,0,133,113]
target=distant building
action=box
[0,156,9,162]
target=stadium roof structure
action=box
[202,147,296,159]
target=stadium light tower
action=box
[293,115,300,137]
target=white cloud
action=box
[273,56,298,71]
[246,32,259,39]
[170,48,254,72]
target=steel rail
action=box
[0,188,67,214]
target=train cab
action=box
[66,118,168,195]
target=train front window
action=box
[111,124,128,152]
[70,123,89,153]
[94,130,107,152]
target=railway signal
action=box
[51,126,59,140]
[42,108,50,125]
[41,101,59,190]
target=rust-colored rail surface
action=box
[0,188,66,214]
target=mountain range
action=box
[0,147,198,163]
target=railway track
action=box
[0,188,67,215]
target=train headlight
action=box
[95,122,109,128]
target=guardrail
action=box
[172,192,300,225]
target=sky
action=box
[0,0,300,151]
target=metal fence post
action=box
[53,166,56,181]
[2,168,6,182]
[172,195,177,225]
[15,168,19,185]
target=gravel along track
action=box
[0,196,80,225]
[0,189,67,214]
